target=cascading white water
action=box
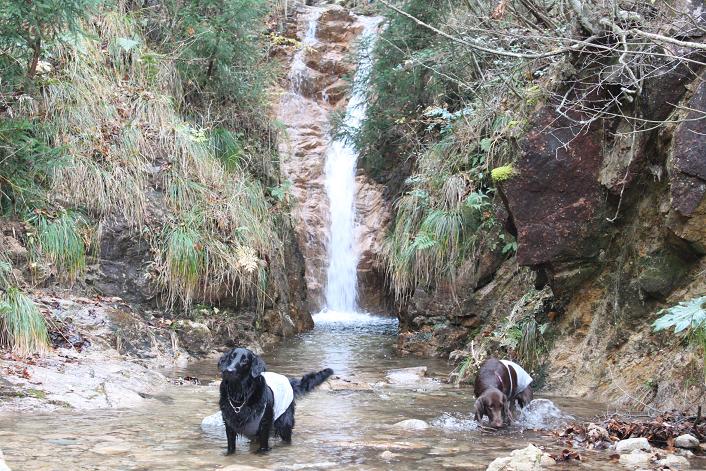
[323,18,380,314]
[289,8,322,94]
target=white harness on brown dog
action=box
[499,360,533,396]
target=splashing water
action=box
[323,18,380,314]
[517,398,573,429]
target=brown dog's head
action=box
[475,389,510,428]
[217,347,266,382]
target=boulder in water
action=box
[485,444,556,471]
[675,433,700,449]
[618,449,690,470]
[618,450,653,468]
[201,411,226,439]
[391,419,429,430]
[615,437,651,454]
[657,453,691,469]
[386,366,427,385]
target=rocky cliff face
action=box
[275,4,390,312]
[393,40,706,408]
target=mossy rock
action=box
[491,165,516,183]
[637,250,689,299]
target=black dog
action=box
[218,347,333,455]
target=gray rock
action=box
[379,450,398,461]
[391,419,429,430]
[386,366,427,385]
[0,448,10,471]
[201,411,226,440]
[657,453,690,469]
[486,444,556,471]
[618,450,652,468]
[675,433,700,449]
[615,437,651,453]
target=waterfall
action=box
[289,9,322,94]
[323,18,379,314]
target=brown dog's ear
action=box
[474,398,485,422]
[250,353,266,378]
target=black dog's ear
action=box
[474,398,485,422]
[217,350,231,372]
[250,353,266,378]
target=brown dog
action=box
[474,357,533,428]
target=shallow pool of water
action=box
[2,312,702,470]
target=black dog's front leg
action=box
[256,402,274,453]
[225,423,236,455]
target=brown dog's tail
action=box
[290,368,333,397]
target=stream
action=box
[0,312,651,471]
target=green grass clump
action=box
[491,165,516,183]
[28,211,90,282]
[0,287,50,355]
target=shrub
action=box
[0,0,97,92]
[0,287,49,355]
[653,296,706,384]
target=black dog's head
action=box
[218,347,266,382]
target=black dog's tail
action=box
[290,368,333,397]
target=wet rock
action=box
[618,449,652,468]
[329,440,426,450]
[615,437,651,454]
[173,320,212,355]
[391,419,429,430]
[92,442,132,455]
[201,411,226,439]
[320,376,373,391]
[656,454,690,469]
[385,366,427,385]
[222,466,271,471]
[0,449,10,471]
[675,433,700,449]
[670,74,706,217]
[586,423,610,442]
[485,444,556,471]
[379,450,398,461]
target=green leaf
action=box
[116,37,139,52]
[653,296,706,333]
[480,138,493,152]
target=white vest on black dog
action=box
[261,372,294,420]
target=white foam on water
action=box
[313,309,393,326]
[431,413,480,432]
[517,398,573,429]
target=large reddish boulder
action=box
[500,108,607,269]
